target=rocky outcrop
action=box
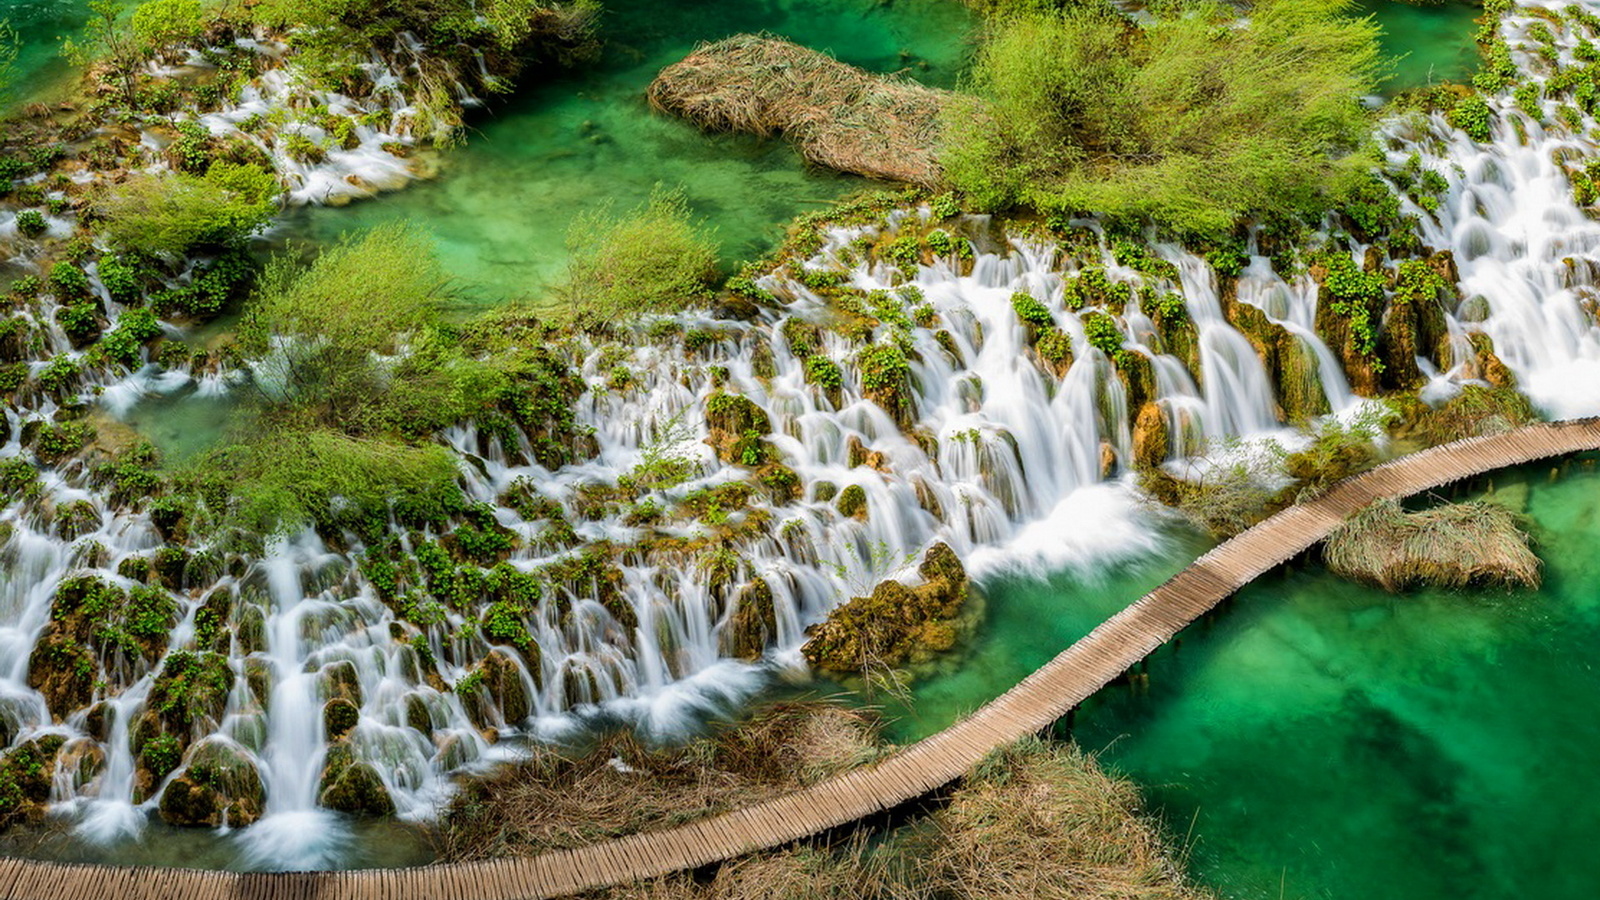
[801,542,971,676]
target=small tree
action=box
[63,0,142,107]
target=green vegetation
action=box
[943,0,1383,236]
[552,187,720,327]
[97,164,280,257]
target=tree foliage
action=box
[943,0,1385,237]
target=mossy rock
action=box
[318,659,364,707]
[722,577,777,660]
[318,743,395,817]
[802,542,971,676]
[1467,332,1517,388]
[26,631,96,720]
[158,739,265,828]
[460,649,532,730]
[147,650,234,735]
[704,392,772,464]
[0,735,66,828]
[324,698,360,740]
[835,484,868,520]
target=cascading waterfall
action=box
[1383,0,1600,418]
[4,0,1600,869]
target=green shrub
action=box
[100,308,165,367]
[1450,93,1493,142]
[50,262,91,300]
[943,0,1383,236]
[552,187,719,326]
[98,163,279,256]
[13,210,45,238]
[1010,291,1054,328]
[1082,311,1123,357]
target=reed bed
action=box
[1323,498,1541,591]
[648,34,951,186]
[433,700,885,862]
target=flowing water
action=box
[5,0,1600,883]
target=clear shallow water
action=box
[1360,0,1481,93]
[287,0,977,305]
[0,0,89,104]
[886,459,1600,900]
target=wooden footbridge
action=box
[6,418,1600,900]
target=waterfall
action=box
[1387,0,1600,418]
[4,0,1600,865]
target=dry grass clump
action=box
[434,700,885,862]
[648,34,952,187]
[914,739,1212,900]
[555,737,1212,900]
[1324,498,1541,591]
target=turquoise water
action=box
[890,460,1600,899]
[0,0,88,104]
[1360,0,1481,93]
[288,0,977,305]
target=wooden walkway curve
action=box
[6,417,1600,900]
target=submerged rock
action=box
[802,542,971,676]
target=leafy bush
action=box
[1449,93,1493,142]
[1010,291,1054,328]
[553,187,719,326]
[13,210,45,238]
[943,0,1383,237]
[98,163,279,256]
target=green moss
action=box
[835,484,868,520]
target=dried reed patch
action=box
[648,34,951,187]
[1324,497,1541,591]
[434,700,884,862]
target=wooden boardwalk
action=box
[6,418,1600,900]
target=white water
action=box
[1,0,1599,871]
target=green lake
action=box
[883,459,1600,899]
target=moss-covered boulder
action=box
[26,575,178,717]
[318,742,395,817]
[704,392,772,464]
[835,484,868,520]
[148,651,234,736]
[1225,299,1330,421]
[802,542,971,676]
[157,739,265,828]
[459,649,532,731]
[1466,332,1517,388]
[324,698,360,740]
[722,577,778,660]
[854,343,916,430]
[0,736,65,829]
